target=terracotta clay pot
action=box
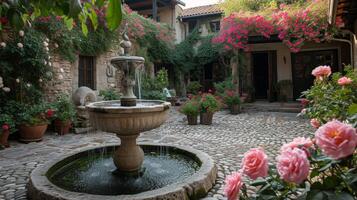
[54,120,72,135]
[0,130,10,148]
[200,112,213,125]
[19,124,48,143]
[187,115,198,125]
[230,104,241,115]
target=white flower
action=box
[109,83,115,88]
[2,87,10,92]
[43,41,49,47]
[48,55,51,60]
[39,78,43,83]
[0,76,3,83]
[300,108,307,115]
[19,30,25,37]
[45,38,49,43]
[44,60,47,65]
[58,74,64,80]
[16,78,20,83]
[48,62,52,67]
[0,84,3,88]
[0,42,6,48]
[54,43,59,48]
[17,43,23,48]
[45,47,49,52]
[60,68,64,73]
[26,83,31,87]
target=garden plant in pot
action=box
[199,93,221,125]
[52,95,76,135]
[224,90,241,114]
[179,99,200,125]
[18,103,54,143]
[0,114,16,148]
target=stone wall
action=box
[44,48,124,102]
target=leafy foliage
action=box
[224,90,241,106]
[0,113,16,134]
[99,88,121,100]
[52,95,76,122]
[142,69,169,100]
[199,93,221,113]
[17,102,53,126]
[186,81,202,95]
[179,100,200,116]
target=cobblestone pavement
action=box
[0,109,313,200]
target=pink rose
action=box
[224,172,243,200]
[337,76,352,86]
[311,65,331,79]
[280,137,313,157]
[310,118,320,129]
[241,148,269,180]
[315,120,357,159]
[276,148,310,184]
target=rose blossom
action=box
[299,98,309,107]
[241,148,269,180]
[16,78,20,83]
[280,137,313,157]
[276,148,310,184]
[315,120,357,159]
[337,76,352,86]
[46,109,55,118]
[2,87,10,92]
[17,43,23,48]
[310,118,320,129]
[311,65,331,79]
[0,42,6,48]
[224,172,243,200]
[2,124,9,131]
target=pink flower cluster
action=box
[213,5,335,53]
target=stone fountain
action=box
[27,25,217,200]
[86,28,170,173]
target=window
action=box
[78,56,96,90]
[210,21,220,32]
[188,20,198,33]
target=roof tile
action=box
[180,4,223,18]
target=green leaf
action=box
[106,0,122,30]
[81,22,88,36]
[348,104,357,115]
[250,179,267,186]
[64,17,74,30]
[89,8,98,30]
[307,190,325,200]
[326,192,355,200]
[69,0,83,18]
[318,163,332,172]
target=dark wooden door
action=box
[291,50,338,99]
[252,51,277,101]
[78,56,96,90]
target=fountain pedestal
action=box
[113,134,144,172]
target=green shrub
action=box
[214,78,234,97]
[142,69,168,100]
[52,95,76,122]
[199,93,221,113]
[179,100,200,116]
[99,88,121,101]
[187,81,202,95]
[224,90,241,106]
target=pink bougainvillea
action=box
[213,2,338,53]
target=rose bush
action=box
[224,120,357,200]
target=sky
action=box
[181,0,221,8]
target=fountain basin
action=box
[86,100,170,135]
[27,144,218,200]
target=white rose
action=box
[19,30,25,37]
[16,78,20,83]
[45,47,49,52]
[2,87,10,92]
[0,76,3,83]
[109,83,115,88]
[26,83,31,87]
[58,74,64,80]
[0,42,6,48]
[48,62,52,67]
[43,41,48,47]
[45,38,49,42]
[0,84,3,88]
[54,43,59,48]
[60,68,64,73]
[48,55,51,60]
[39,78,43,83]
[44,60,47,65]
[17,43,23,48]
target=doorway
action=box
[291,49,338,99]
[252,51,277,101]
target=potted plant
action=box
[199,93,220,125]
[52,95,76,135]
[224,90,241,114]
[0,114,16,148]
[179,99,200,125]
[18,103,53,143]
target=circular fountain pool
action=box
[28,144,217,200]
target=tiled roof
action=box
[180,4,223,19]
